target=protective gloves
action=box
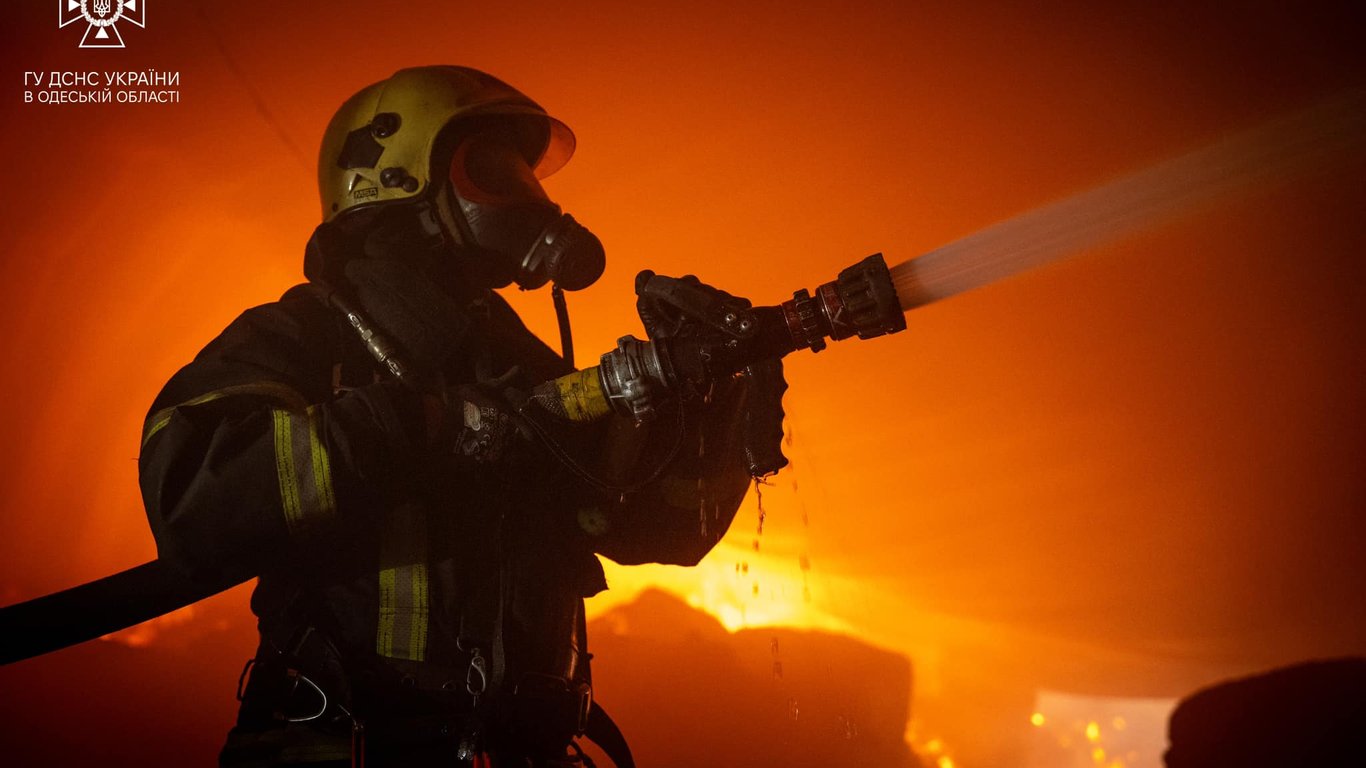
[636,272,791,477]
[635,272,750,341]
[433,384,528,465]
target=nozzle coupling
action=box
[779,253,907,353]
[598,335,676,422]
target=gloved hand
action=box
[450,382,530,459]
[635,271,752,341]
[633,271,791,477]
[740,357,788,476]
[435,384,530,466]
[343,257,469,381]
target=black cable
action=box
[552,284,575,369]
[516,401,686,496]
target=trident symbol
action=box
[59,0,146,49]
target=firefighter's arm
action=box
[137,288,431,583]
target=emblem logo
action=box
[58,0,146,49]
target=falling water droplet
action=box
[787,697,800,721]
[799,553,813,602]
[838,714,859,740]
[754,478,767,536]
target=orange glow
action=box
[590,480,857,635]
[1086,720,1103,743]
[100,605,200,649]
[2,1,1364,766]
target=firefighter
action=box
[138,66,764,767]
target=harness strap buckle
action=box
[466,646,489,708]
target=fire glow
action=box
[2,2,1363,766]
[591,477,853,636]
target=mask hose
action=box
[551,284,575,368]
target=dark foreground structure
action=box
[1166,657,1366,768]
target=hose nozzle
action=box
[531,253,908,425]
[778,253,906,353]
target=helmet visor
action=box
[449,133,557,209]
[531,116,575,179]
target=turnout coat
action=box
[138,282,751,762]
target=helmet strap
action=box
[430,182,525,290]
[432,181,473,248]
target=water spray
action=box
[528,89,1365,476]
[892,88,1366,310]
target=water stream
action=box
[891,89,1366,311]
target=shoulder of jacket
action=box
[211,284,337,348]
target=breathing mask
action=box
[440,131,605,292]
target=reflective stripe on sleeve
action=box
[376,503,430,661]
[271,405,338,535]
[141,381,310,448]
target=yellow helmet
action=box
[318,66,575,223]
